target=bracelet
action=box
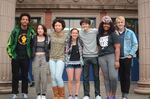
[115,60,119,62]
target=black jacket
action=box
[32,35,51,62]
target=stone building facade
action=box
[15,0,138,30]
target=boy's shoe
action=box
[11,94,17,99]
[96,95,102,99]
[122,93,128,99]
[83,96,90,99]
[22,93,29,99]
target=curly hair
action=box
[19,13,31,22]
[52,18,66,30]
[98,22,115,36]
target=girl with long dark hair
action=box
[32,24,51,99]
[65,28,83,99]
[97,16,120,99]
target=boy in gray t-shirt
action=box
[79,18,102,99]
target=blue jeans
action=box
[28,59,34,83]
[49,60,65,87]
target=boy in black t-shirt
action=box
[7,13,35,99]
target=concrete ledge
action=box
[134,81,150,94]
[134,87,150,94]
[0,83,11,94]
[0,87,11,94]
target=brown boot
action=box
[52,86,59,99]
[58,87,65,99]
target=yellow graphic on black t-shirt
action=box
[18,33,27,45]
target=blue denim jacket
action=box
[116,28,138,58]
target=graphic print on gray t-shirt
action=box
[99,36,109,49]
[97,33,120,56]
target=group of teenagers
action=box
[6,13,138,99]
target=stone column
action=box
[134,0,150,94]
[0,0,16,93]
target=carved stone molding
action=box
[127,0,135,4]
[17,0,24,3]
[73,0,80,2]
[95,0,117,4]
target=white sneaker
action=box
[74,96,79,99]
[37,95,41,99]
[68,95,73,99]
[122,98,127,99]
[22,93,29,99]
[96,95,102,99]
[41,95,46,99]
[11,94,17,99]
[83,96,90,99]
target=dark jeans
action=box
[11,58,29,94]
[83,57,100,97]
[119,58,132,94]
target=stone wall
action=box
[0,0,16,93]
[16,0,137,10]
[134,0,150,94]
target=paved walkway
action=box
[0,81,149,99]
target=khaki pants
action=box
[32,54,49,95]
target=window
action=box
[57,17,96,32]
[125,18,138,34]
